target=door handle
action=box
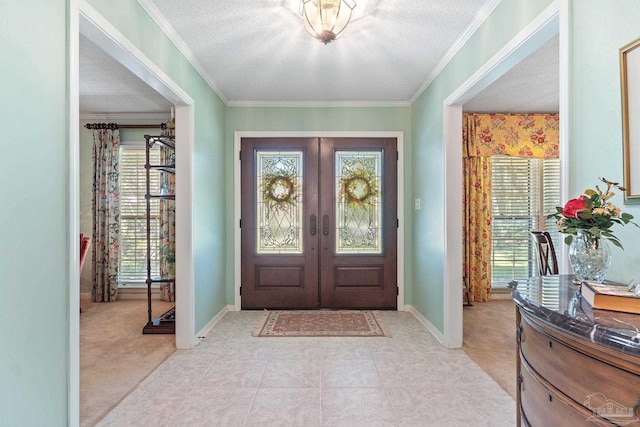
[323,215,330,236]
[310,215,317,236]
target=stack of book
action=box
[581,282,640,314]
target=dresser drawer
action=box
[520,357,597,427]
[519,314,640,412]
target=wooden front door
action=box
[240,137,397,309]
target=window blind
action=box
[491,156,560,288]
[119,146,160,283]
[542,158,561,251]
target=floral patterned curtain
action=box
[465,113,559,158]
[159,146,175,302]
[463,155,493,302]
[463,114,560,303]
[92,129,120,302]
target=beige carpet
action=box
[80,299,175,427]
[463,298,517,399]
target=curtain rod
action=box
[84,123,165,130]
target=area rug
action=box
[252,310,390,337]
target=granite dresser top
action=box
[510,275,640,357]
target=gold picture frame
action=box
[621,37,640,203]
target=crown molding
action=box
[226,100,410,108]
[408,0,502,105]
[136,0,229,104]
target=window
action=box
[491,156,560,287]
[119,145,160,285]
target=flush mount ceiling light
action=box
[300,0,357,45]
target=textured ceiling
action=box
[78,0,559,114]
[79,34,173,115]
[464,35,559,113]
[145,0,488,104]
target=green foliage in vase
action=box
[547,178,638,249]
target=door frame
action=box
[234,131,405,311]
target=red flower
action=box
[538,137,545,143]
[562,196,588,218]
[484,136,491,142]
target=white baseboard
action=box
[404,304,446,345]
[194,305,234,345]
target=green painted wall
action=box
[225,107,413,304]
[0,1,70,425]
[86,0,228,332]
[569,0,640,281]
[79,123,95,295]
[411,0,554,332]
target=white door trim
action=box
[233,131,405,311]
[441,0,564,348]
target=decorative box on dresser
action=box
[509,275,640,427]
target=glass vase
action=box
[569,230,612,283]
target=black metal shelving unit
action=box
[143,135,176,334]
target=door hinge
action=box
[239,151,242,161]
[397,151,399,160]
[396,286,399,296]
[239,219,242,228]
[397,218,399,228]
[239,286,242,296]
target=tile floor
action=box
[97,310,516,426]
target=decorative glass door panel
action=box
[256,151,303,254]
[241,137,397,309]
[335,151,382,254]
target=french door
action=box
[240,137,397,309]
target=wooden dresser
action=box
[510,276,640,426]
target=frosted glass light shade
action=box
[301,0,356,44]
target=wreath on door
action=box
[262,172,299,210]
[340,169,379,207]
